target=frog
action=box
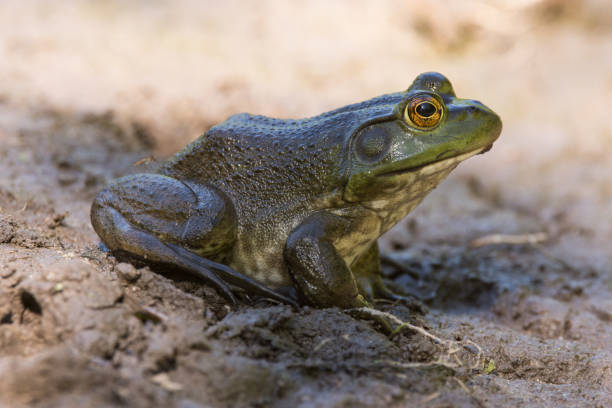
[91,72,501,310]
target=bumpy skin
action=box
[91,72,502,308]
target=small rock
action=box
[72,329,119,359]
[47,212,68,229]
[0,216,17,243]
[115,263,141,282]
[144,330,177,373]
[151,373,183,392]
[10,228,47,248]
[57,173,78,186]
[86,271,124,309]
[134,307,166,324]
[46,258,91,282]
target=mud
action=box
[0,1,611,407]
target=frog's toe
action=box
[357,274,416,305]
[165,242,299,308]
[356,273,391,300]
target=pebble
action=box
[115,262,141,282]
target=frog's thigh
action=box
[92,173,236,256]
[284,212,365,308]
[91,174,297,306]
[90,174,236,301]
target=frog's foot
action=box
[350,242,410,302]
[165,242,298,308]
[356,271,420,306]
[356,272,393,300]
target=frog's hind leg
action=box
[91,174,297,307]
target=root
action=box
[349,307,489,372]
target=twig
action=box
[470,232,548,248]
[455,377,471,393]
[421,391,441,403]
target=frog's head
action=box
[344,72,501,202]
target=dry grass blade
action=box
[470,232,548,248]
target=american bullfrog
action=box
[91,72,501,309]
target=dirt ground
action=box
[0,1,611,407]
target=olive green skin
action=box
[91,72,502,308]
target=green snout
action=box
[374,98,501,176]
[344,93,501,202]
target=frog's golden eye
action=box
[404,94,443,129]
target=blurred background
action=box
[1,0,610,149]
[0,1,611,405]
[2,0,610,256]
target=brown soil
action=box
[0,1,611,407]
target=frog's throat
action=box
[356,146,485,215]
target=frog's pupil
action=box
[416,102,436,117]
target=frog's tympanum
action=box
[91,72,501,309]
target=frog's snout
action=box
[488,110,503,141]
[465,100,497,119]
[464,99,502,142]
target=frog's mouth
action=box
[374,146,488,178]
[479,143,494,154]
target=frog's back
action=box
[160,92,404,213]
[160,113,347,204]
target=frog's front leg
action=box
[352,241,408,302]
[284,212,369,308]
[91,173,296,306]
